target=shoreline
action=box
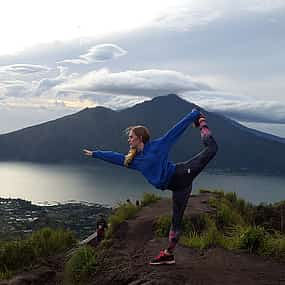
[0,197,112,241]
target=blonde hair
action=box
[124,125,150,167]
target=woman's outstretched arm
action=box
[157,108,201,149]
[83,148,124,166]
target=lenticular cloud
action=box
[58,44,127,65]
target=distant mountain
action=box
[0,94,284,174]
[227,118,285,144]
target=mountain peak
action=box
[121,93,198,114]
[152,93,187,103]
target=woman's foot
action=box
[193,113,206,128]
[149,249,176,265]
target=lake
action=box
[0,162,284,206]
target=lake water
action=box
[0,162,284,206]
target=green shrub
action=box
[141,193,161,206]
[180,223,222,250]
[155,214,210,239]
[107,203,139,237]
[180,232,204,249]
[64,245,97,285]
[262,233,285,260]
[182,214,209,235]
[212,190,225,198]
[225,192,238,205]
[0,228,76,280]
[198,189,212,194]
[239,226,266,254]
[221,225,246,250]
[155,216,172,237]
[30,227,75,257]
[209,197,245,230]
[198,188,225,198]
[223,193,255,224]
[180,191,285,260]
[106,194,160,239]
[0,267,11,281]
[203,225,223,248]
[0,240,35,271]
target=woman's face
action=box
[128,130,142,149]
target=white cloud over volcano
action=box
[57,69,209,96]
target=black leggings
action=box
[167,134,218,244]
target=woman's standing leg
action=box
[167,117,218,253]
[167,187,191,253]
[150,115,218,265]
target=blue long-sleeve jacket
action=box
[92,109,200,190]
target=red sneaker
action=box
[149,250,175,265]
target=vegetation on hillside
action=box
[64,192,161,285]
[0,227,76,281]
[155,189,285,260]
[2,190,284,284]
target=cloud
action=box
[0,64,50,74]
[246,0,285,12]
[153,6,222,30]
[57,68,210,97]
[1,63,284,125]
[78,93,150,110]
[58,44,127,65]
[0,80,32,98]
[35,66,76,95]
[181,91,285,124]
[43,68,284,124]
[150,0,285,32]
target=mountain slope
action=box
[0,94,284,174]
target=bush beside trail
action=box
[64,192,161,285]
[154,190,285,261]
[0,227,76,281]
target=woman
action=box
[83,108,218,265]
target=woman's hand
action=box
[83,149,93,156]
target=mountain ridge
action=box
[0,94,284,174]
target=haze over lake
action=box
[0,162,284,206]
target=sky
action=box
[0,0,285,138]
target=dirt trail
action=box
[91,193,285,285]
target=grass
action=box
[0,267,11,281]
[106,192,161,238]
[155,215,172,237]
[63,200,141,285]
[64,245,97,285]
[141,192,161,206]
[180,220,285,259]
[155,189,285,261]
[209,196,246,230]
[65,192,162,284]
[262,233,285,259]
[0,227,76,281]
[180,221,222,250]
[106,202,140,238]
[238,226,266,254]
